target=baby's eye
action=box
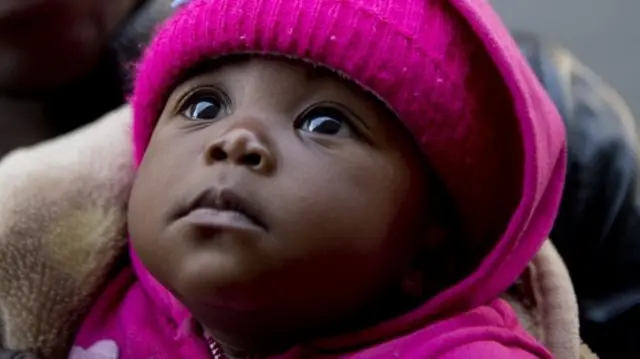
[181,93,223,120]
[297,107,353,137]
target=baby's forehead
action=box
[184,56,338,84]
[175,56,368,102]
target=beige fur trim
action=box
[0,106,134,358]
[504,240,581,359]
[579,343,599,359]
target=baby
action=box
[70,0,566,358]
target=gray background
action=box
[492,0,640,116]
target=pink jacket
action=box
[70,0,566,358]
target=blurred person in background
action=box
[514,32,640,358]
[0,1,638,358]
[0,0,138,155]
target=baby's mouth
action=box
[179,187,267,233]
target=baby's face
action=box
[129,57,429,338]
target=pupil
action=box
[309,117,341,134]
[192,100,218,119]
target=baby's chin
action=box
[165,247,281,311]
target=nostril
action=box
[210,146,228,161]
[241,153,263,168]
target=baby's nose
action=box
[204,127,275,174]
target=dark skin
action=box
[129,58,439,357]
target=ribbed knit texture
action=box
[133,0,523,260]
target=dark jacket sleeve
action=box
[514,31,640,359]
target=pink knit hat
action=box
[132,0,524,251]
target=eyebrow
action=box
[306,66,397,121]
[175,55,254,86]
